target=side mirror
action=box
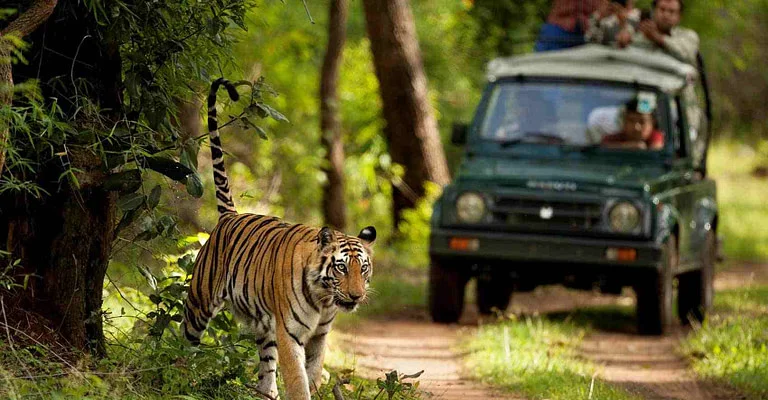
[451,123,469,145]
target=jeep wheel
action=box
[635,235,676,335]
[429,257,469,323]
[678,230,715,325]
[476,275,513,315]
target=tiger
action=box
[182,78,376,400]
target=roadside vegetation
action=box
[707,142,768,262]
[675,140,768,399]
[682,286,768,399]
[1,238,425,400]
[463,315,639,400]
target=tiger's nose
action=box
[349,293,363,302]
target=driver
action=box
[601,98,664,150]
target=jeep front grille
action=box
[490,197,604,233]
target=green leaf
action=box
[242,117,268,140]
[147,185,162,209]
[116,208,142,235]
[255,103,289,123]
[104,170,142,194]
[149,294,162,305]
[185,173,204,198]
[178,254,195,275]
[149,313,171,337]
[157,215,176,236]
[145,156,195,182]
[117,192,145,211]
[135,229,159,242]
[105,154,130,170]
[181,142,199,170]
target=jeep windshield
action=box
[476,80,672,158]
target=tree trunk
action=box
[362,0,450,228]
[1,0,121,356]
[319,0,349,231]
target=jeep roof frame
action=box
[487,45,697,94]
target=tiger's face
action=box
[314,226,376,312]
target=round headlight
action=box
[456,192,486,223]
[609,202,641,232]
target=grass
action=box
[462,314,640,400]
[707,141,768,261]
[682,286,768,399]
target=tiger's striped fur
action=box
[182,78,376,400]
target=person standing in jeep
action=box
[632,0,699,65]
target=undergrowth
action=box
[0,232,423,400]
[683,286,768,399]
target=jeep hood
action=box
[457,157,671,191]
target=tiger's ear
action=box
[318,227,335,251]
[358,226,376,246]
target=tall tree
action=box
[319,0,349,231]
[2,0,123,356]
[0,0,259,356]
[362,0,450,228]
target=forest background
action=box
[1,0,766,398]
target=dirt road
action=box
[335,265,766,399]
[336,318,516,399]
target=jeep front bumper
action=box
[430,228,662,269]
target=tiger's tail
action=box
[208,78,240,217]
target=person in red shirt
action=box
[535,0,601,51]
[601,98,664,150]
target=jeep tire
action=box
[429,257,468,323]
[635,235,676,335]
[678,230,715,324]
[476,274,513,315]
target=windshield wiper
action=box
[497,131,565,148]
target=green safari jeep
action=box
[429,45,716,335]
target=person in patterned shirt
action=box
[585,0,641,47]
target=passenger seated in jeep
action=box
[600,98,664,150]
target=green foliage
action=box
[679,0,768,139]
[2,1,288,243]
[0,250,25,291]
[683,286,768,399]
[707,141,768,261]
[385,182,442,269]
[374,369,423,400]
[463,316,640,400]
[467,0,550,56]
